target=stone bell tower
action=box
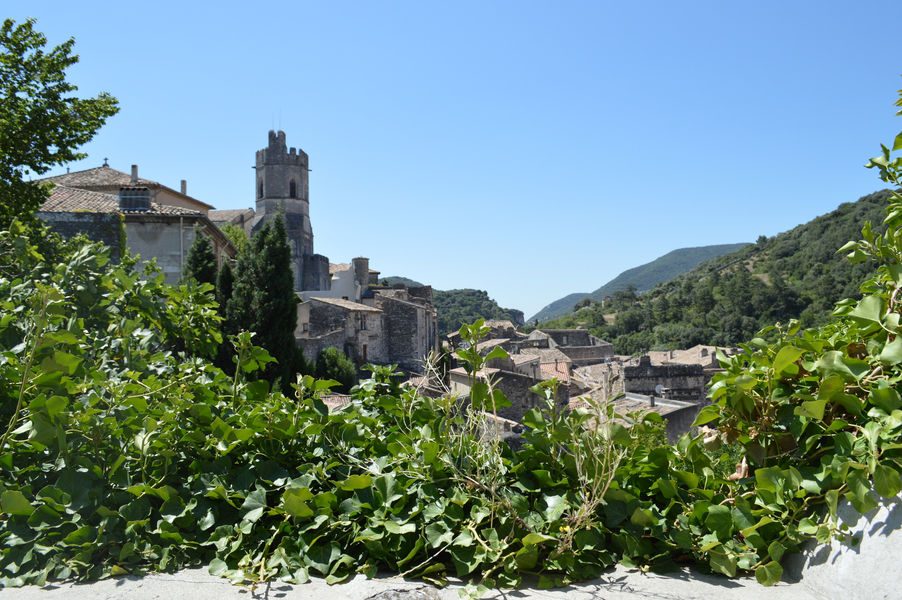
[251,130,329,291]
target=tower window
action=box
[289,179,297,198]
[258,180,264,198]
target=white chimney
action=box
[130,164,138,183]
[180,179,187,195]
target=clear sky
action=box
[8,1,902,318]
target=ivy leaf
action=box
[873,464,902,499]
[773,345,803,376]
[755,561,783,586]
[241,487,267,523]
[521,532,556,546]
[794,399,827,421]
[282,487,314,518]
[879,337,902,364]
[338,475,372,491]
[849,295,885,326]
[704,505,733,540]
[1,490,33,516]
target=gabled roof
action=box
[40,165,215,210]
[39,186,201,216]
[42,165,155,189]
[306,296,382,313]
[476,338,510,353]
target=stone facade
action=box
[296,280,439,374]
[37,185,234,284]
[624,355,707,403]
[295,297,387,366]
[38,211,123,262]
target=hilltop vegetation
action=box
[433,289,524,335]
[531,243,750,323]
[544,190,890,354]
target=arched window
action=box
[258,180,264,198]
[289,179,297,198]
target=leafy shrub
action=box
[314,347,357,393]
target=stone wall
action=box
[296,330,347,369]
[38,212,122,262]
[558,345,614,366]
[381,297,424,372]
[624,356,707,403]
[302,254,330,291]
[125,217,198,284]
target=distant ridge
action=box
[530,243,750,322]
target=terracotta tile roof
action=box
[40,166,215,210]
[510,353,539,365]
[307,296,382,313]
[518,346,571,363]
[539,362,571,383]
[476,338,510,353]
[40,186,201,216]
[329,262,351,274]
[42,166,155,189]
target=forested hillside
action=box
[531,243,750,322]
[433,289,524,335]
[543,190,891,354]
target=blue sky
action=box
[8,1,902,318]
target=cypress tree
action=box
[184,232,217,286]
[254,214,297,385]
[225,217,298,387]
[216,260,234,313]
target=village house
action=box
[37,165,234,282]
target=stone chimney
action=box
[352,257,369,292]
[180,179,187,195]
[130,165,138,184]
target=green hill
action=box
[433,289,524,336]
[380,276,424,287]
[531,243,750,322]
[542,190,891,354]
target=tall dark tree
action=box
[0,18,118,227]
[183,232,217,286]
[225,216,298,387]
[216,260,234,310]
[253,215,297,385]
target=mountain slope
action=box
[531,243,750,322]
[542,190,891,354]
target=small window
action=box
[289,179,297,198]
[258,180,264,198]
[359,314,367,330]
[302,322,309,333]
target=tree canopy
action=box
[183,232,217,286]
[0,18,119,226]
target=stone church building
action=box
[211,130,439,373]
